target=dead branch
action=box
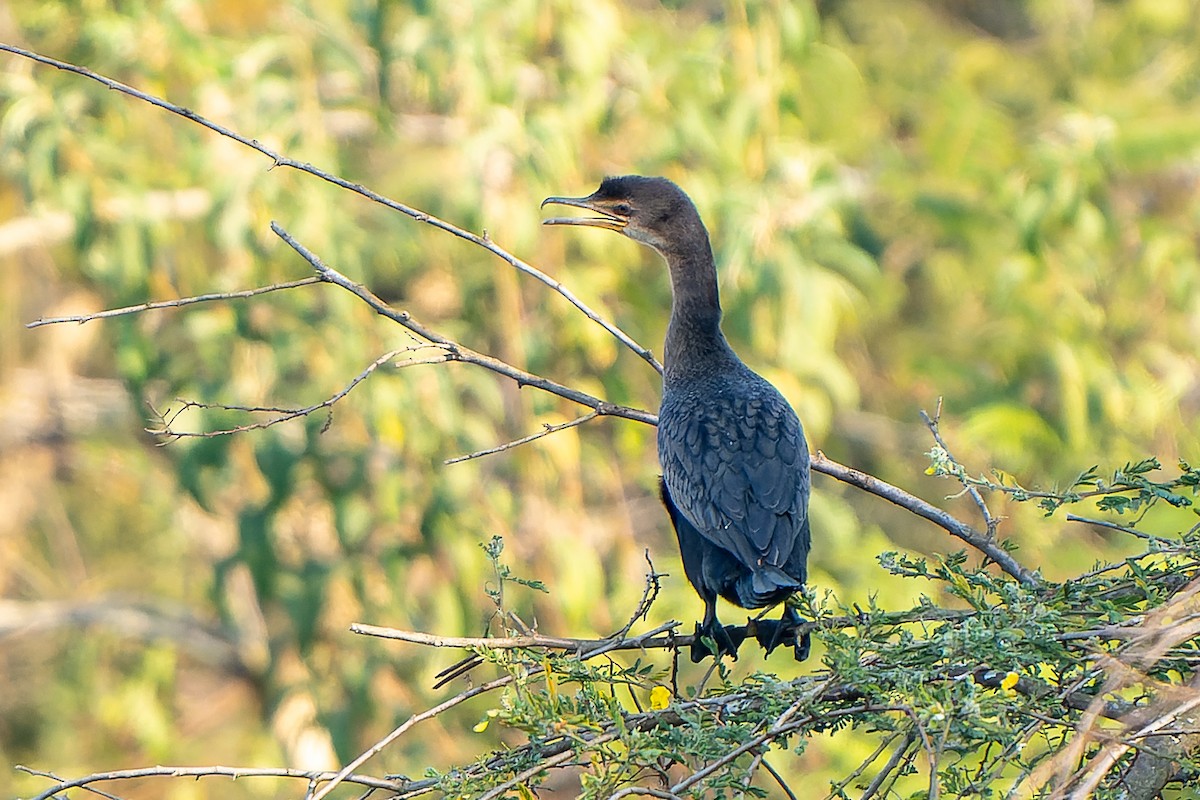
[147,347,423,440]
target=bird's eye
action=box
[612,203,633,216]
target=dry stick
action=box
[147,348,428,440]
[19,764,404,800]
[759,759,800,800]
[0,42,661,375]
[741,685,833,797]
[608,787,682,799]
[823,730,904,800]
[271,221,658,427]
[670,705,888,796]
[353,606,975,655]
[479,738,613,800]
[351,625,611,651]
[860,732,918,800]
[24,277,323,328]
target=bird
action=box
[542,175,812,662]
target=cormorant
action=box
[543,175,811,662]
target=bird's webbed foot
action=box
[689,620,747,663]
[753,607,811,662]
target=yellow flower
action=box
[649,686,671,710]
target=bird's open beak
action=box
[541,195,628,231]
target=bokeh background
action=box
[3,0,1200,796]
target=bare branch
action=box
[146,348,421,440]
[320,619,683,800]
[479,744,601,800]
[353,619,683,657]
[444,410,601,464]
[309,673,517,800]
[25,278,323,328]
[0,43,660,372]
[271,221,658,427]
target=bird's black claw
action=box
[689,621,746,663]
[753,619,796,654]
[754,608,811,662]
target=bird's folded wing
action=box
[659,390,810,569]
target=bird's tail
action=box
[734,566,803,608]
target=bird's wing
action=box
[658,384,810,570]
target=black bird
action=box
[543,175,812,662]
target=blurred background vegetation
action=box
[2,0,1199,796]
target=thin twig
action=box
[351,625,619,651]
[860,732,917,800]
[147,349,420,440]
[444,410,600,464]
[760,758,799,800]
[607,787,681,799]
[355,607,976,657]
[25,277,323,328]
[612,550,665,641]
[671,704,893,795]
[1065,514,1176,545]
[478,740,603,800]
[319,621,682,800]
[0,42,661,373]
[824,730,903,800]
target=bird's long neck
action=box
[662,220,738,382]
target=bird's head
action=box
[542,175,703,255]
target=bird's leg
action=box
[690,598,746,663]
